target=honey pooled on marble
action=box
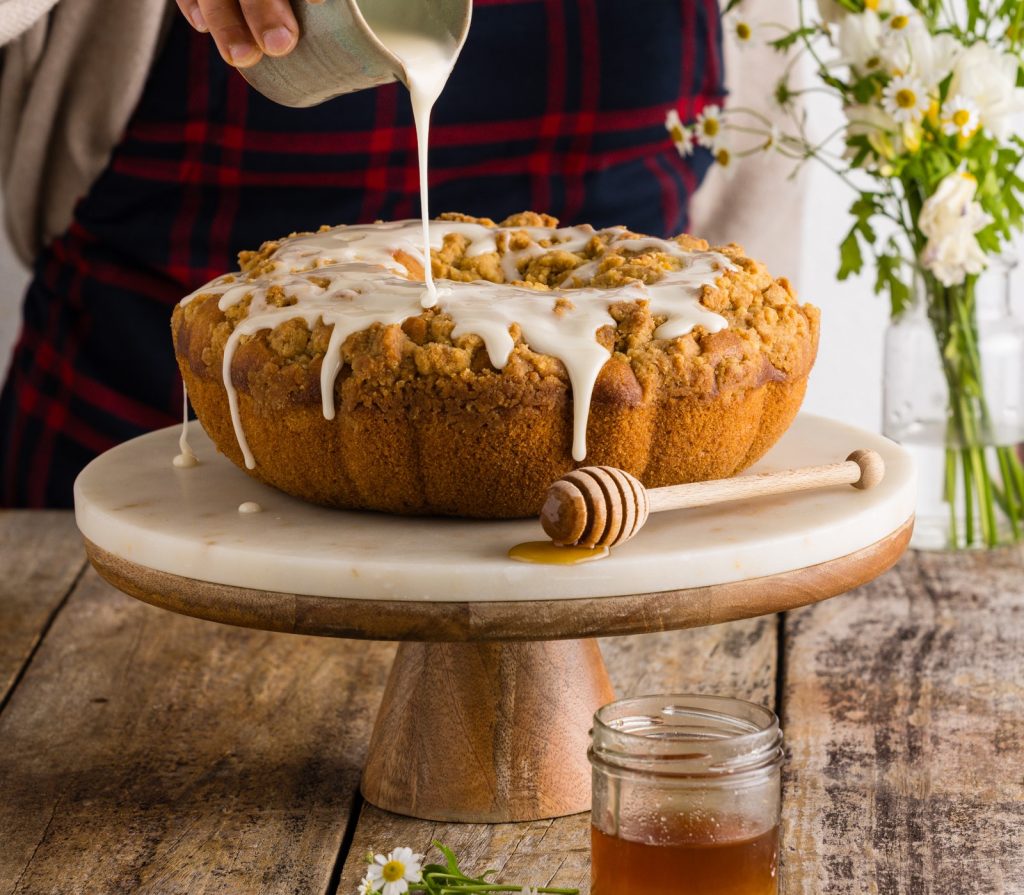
[508,540,609,565]
[589,694,783,895]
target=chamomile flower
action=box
[948,42,1024,140]
[837,10,884,75]
[358,877,378,895]
[728,17,759,49]
[664,109,695,156]
[712,143,736,179]
[694,104,725,149]
[882,74,930,123]
[941,94,980,137]
[366,848,423,895]
[883,10,917,36]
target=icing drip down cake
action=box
[172,211,819,518]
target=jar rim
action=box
[590,693,782,778]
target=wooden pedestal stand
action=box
[76,416,916,823]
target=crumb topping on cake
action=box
[174,213,818,472]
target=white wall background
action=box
[793,102,891,433]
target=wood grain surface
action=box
[0,564,394,895]
[338,618,778,893]
[83,518,911,642]
[3,514,1023,895]
[781,547,1024,893]
[0,511,85,705]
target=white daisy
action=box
[664,109,695,156]
[358,877,378,895]
[836,10,884,75]
[728,17,759,49]
[712,142,736,179]
[948,42,1024,140]
[882,10,919,37]
[694,104,724,149]
[941,94,980,137]
[366,848,424,895]
[881,74,930,123]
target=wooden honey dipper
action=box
[540,449,885,549]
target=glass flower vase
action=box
[883,259,1024,550]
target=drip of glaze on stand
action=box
[182,220,734,470]
[360,8,460,308]
[173,386,198,468]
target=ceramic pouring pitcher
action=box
[240,0,473,108]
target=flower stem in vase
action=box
[930,275,1024,548]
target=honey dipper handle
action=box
[645,449,885,515]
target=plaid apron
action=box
[0,0,724,506]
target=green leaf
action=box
[838,228,864,280]
[769,26,817,52]
[875,252,911,316]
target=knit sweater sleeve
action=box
[0,0,61,46]
[0,0,170,264]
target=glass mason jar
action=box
[883,258,1024,550]
[589,694,783,895]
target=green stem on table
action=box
[411,877,578,895]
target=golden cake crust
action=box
[172,212,819,518]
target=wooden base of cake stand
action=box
[363,639,613,822]
[75,416,917,823]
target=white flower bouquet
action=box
[669,0,1024,547]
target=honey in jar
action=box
[589,694,783,895]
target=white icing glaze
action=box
[173,386,198,468]
[182,220,733,467]
[360,15,459,307]
[238,501,263,514]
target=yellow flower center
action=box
[703,118,720,137]
[715,148,731,166]
[952,109,971,127]
[895,88,917,109]
[865,0,880,9]
[382,861,405,883]
[669,124,685,143]
[890,14,909,29]
[736,22,752,40]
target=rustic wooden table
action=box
[1,510,1021,894]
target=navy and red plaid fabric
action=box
[0,0,724,507]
